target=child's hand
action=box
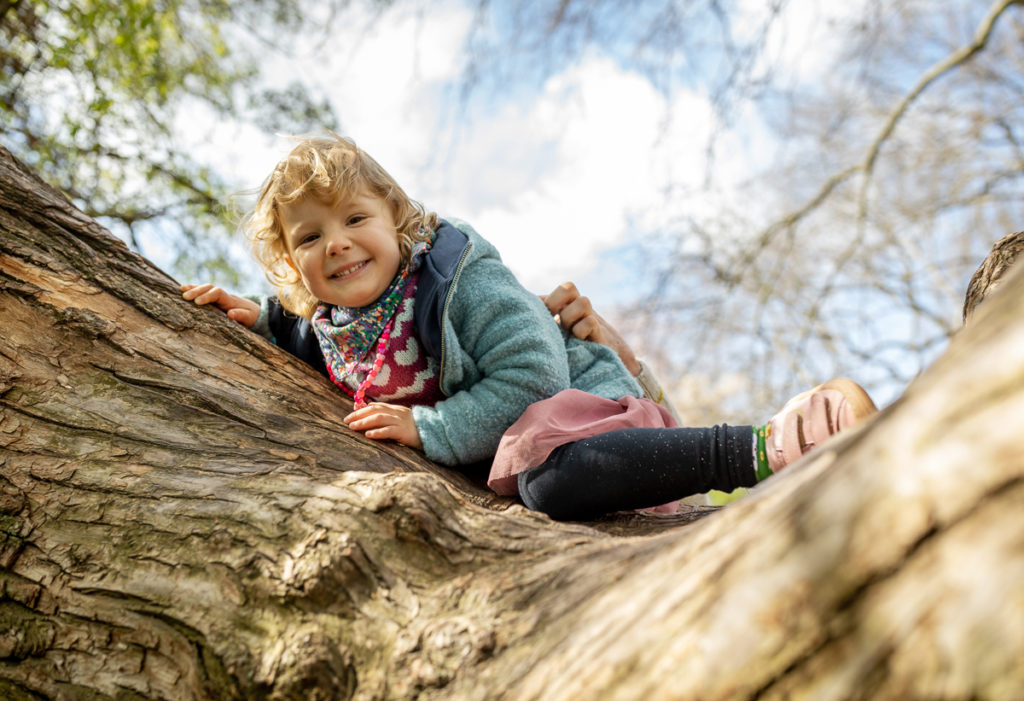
[542,281,642,377]
[343,403,423,450]
[181,283,260,328]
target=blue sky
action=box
[163,0,861,307]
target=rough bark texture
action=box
[963,231,1024,323]
[1,143,1022,700]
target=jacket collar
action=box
[413,219,470,360]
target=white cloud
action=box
[427,56,719,293]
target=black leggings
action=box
[517,425,757,520]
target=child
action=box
[183,135,876,521]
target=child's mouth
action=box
[331,261,368,279]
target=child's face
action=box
[280,192,403,308]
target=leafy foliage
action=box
[1,0,336,284]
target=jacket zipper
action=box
[437,241,473,396]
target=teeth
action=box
[332,261,366,278]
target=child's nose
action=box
[324,231,351,256]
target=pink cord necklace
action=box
[345,317,393,409]
[337,264,410,409]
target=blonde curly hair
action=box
[245,135,438,318]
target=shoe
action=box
[765,378,877,473]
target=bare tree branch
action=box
[862,0,1023,180]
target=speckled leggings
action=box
[517,425,757,520]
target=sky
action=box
[174,0,857,308]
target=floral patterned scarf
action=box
[311,236,431,388]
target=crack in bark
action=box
[0,399,286,464]
[106,370,272,436]
[68,587,167,607]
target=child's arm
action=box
[181,283,260,327]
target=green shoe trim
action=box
[754,424,772,482]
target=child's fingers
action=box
[194,287,227,306]
[542,281,580,317]
[343,404,397,428]
[226,307,258,328]
[344,403,410,427]
[569,314,601,342]
[343,405,377,424]
[181,283,214,301]
[365,419,422,449]
[557,296,594,331]
[364,425,401,440]
[346,412,398,431]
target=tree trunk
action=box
[1,143,1021,700]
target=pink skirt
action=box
[488,389,680,513]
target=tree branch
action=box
[862,0,1023,180]
[746,0,1023,267]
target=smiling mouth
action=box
[330,261,368,279]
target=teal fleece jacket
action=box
[254,218,642,466]
[412,219,642,465]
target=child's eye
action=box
[298,232,320,246]
[347,215,366,226]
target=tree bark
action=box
[1,143,1022,700]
